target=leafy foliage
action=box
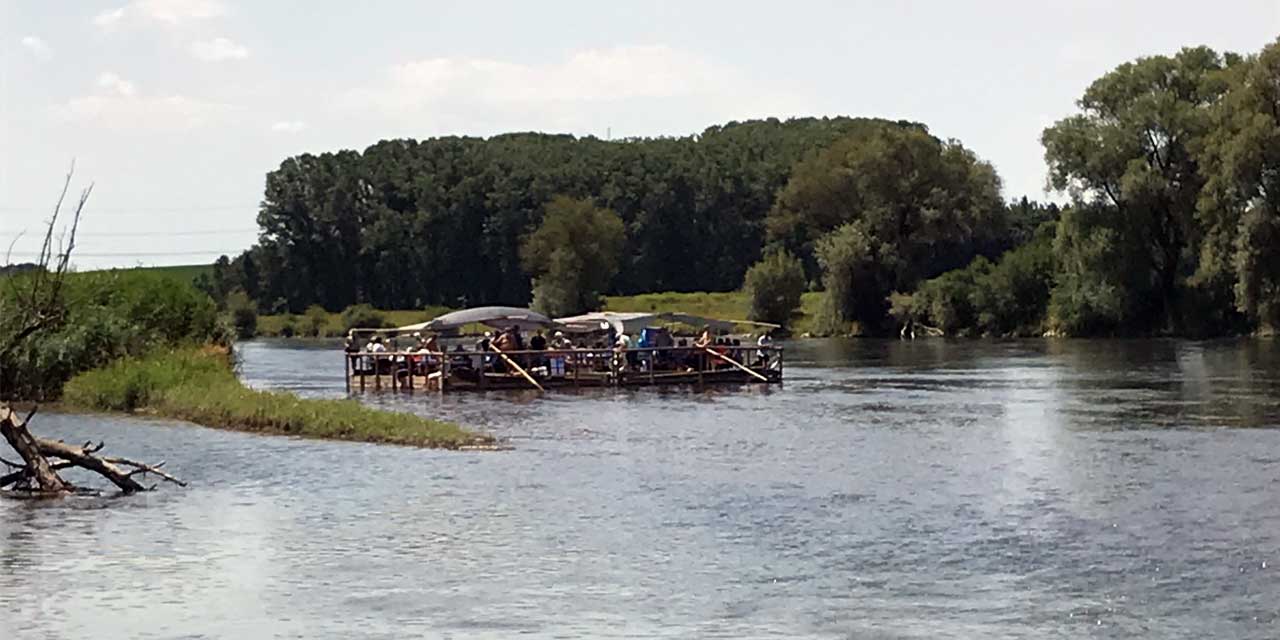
[743,251,806,326]
[775,127,1006,333]
[340,304,388,332]
[521,196,626,317]
[0,270,223,400]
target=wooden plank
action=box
[704,348,769,382]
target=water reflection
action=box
[2,338,1279,638]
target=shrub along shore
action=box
[62,347,491,449]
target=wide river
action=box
[3,338,1280,638]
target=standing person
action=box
[694,327,714,372]
[614,331,633,372]
[529,330,548,369]
[756,331,774,367]
[475,331,493,371]
[344,331,362,372]
[365,335,387,373]
[529,330,547,351]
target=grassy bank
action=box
[603,291,823,335]
[63,348,490,449]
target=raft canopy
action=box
[397,306,554,333]
[553,311,778,335]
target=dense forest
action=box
[210,37,1280,337]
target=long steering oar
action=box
[704,347,769,382]
[488,344,544,392]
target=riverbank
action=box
[254,291,824,338]
[62,347,491,449]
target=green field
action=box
[87,263,213,285]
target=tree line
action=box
[208,36,1280,337]
[208,117,923,314]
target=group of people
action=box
[345,326,778,378]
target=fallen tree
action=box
[1,167,183,497]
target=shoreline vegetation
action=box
[62,347,492,449]
[0,269,486,451]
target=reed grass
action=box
[62,347,490,449]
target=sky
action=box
[1,0,1277,269]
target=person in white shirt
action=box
[756,332,774,367]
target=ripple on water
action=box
[4,338,1280,638]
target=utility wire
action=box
[0,228,257,237]
[0,203,258,213]
[6,250,237,258]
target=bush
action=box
[304,305,329,337]
[340,304,388,333]
[225,290,258,339]
[279,316,297,338]
[743,251,806,326]
[912,259,990,335]
[1,269,220,400]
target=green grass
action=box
[257,306,453,338]
[604,290,824,335]
[62,347,491,449]
[89,263,214,286]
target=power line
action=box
[0,203,258,213]
[0,228,257,238]
[6,250,237,258]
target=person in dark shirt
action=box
[529,330,547,351]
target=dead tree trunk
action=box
[0,405,68,493]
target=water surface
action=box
[3,338,1280,638]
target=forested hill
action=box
[222,116,929,313]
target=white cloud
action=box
[343,45,805,132]
[94,0,226,30]
[358,45,726,111]
[190,37,248,61]
[57,73,232,131]
[270,120,307,133]
[19,35,52,58]
[96,72,137,97]
[92,7,127,29]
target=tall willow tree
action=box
[1042,46,1239,335]
[1197,37,1280,331]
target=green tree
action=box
[1042,46,1237,334]
[340,304,387,333]
[771,127,1005,333]
[303,304,329,337]
[1197,37,1280,331]
[742,250,805,326]
[225,290,258,340]
[521,196,626,317]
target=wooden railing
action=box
[343,344,783,392]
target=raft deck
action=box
[344,345,782,393]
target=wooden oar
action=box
[488,345,544,391]
[704,347,769,382]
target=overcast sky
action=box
[2,0,1277,269]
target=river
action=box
[3,338,1280,638]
